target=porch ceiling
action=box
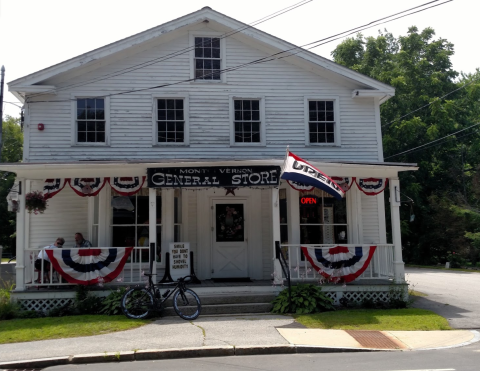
[0,158,417,179]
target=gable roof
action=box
[9,7,395,102]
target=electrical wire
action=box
[26,0,312,99]
[384,122,480,159]
[26,0,450,104]
[3,101,23,108]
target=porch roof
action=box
[0,158,417,179]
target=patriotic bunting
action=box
[301,245,376,283]
[286,180,314,192]
[69,178,106,197]
[356,178,388,195]
[43,179,68,199]
[108,176,146,196]
[281,151,344,200]
[46,247,134,285]
[331,177,355,192]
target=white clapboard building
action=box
[2,7,416,311]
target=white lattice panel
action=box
[342,291,390,303]
[19,298,74,312]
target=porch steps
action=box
[162,293,276,316]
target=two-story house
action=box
[2,7,416,311]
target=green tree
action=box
[332,27,480,265]
[1,115,23,256]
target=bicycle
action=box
[120,274,201,320]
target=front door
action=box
[211,200,248,278]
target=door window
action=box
[216,204,244,242]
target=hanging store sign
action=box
[147,166,281,188]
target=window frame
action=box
[229,95,266,146]
[304,96,341,147]
[152,94,190,146]
[189,31,226,84]
[71,94,110,146]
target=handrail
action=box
[275,241,292,313]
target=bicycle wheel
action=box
[173,288,201,320]
[121,287,154,319]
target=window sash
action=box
[157,99,185,143]
[194,37,221,80]
[308,100,335,144]
[76,98,106,143]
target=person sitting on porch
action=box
[35,237,65,283]
[74,232,92,248]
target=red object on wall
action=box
[38,123,44,131]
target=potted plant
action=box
[25,191,48,214]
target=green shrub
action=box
[100,287,127,315]
[74,285,103,315]
[17,310,45,319]
[272,284,335,314]
[0,280,19,320]
[48,303,75,317]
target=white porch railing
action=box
[25,247,151,288]
[279,244,394,282]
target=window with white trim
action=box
[156,98,185,143]
[234,99,261,143]
[76,98,106,143]
[308,100,336,144]
[194,37,221,80]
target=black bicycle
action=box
[120,274,201,320]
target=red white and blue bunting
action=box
[68,178,106,197]
[356,178,388,196]
[301,245,376,283]
[286,180,314,192]
[43,179,68,199]
[108,176,146,196]
[331,177,355,192]
[46,247,134,285]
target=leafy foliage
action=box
[0,280,20,320]
[0,116,23,256]
[271,284,334,314]
[74,285,103,315]
[100,287,127,315]
[332,27,480,265]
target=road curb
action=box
[0,345,383,369]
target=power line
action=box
[4,101,23,108]
[382,75,480,128]
[27,0,313,99]
[26,0,451,104]
[384,122,480,159]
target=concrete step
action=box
[159,293,275,317]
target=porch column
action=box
[149,188,157,274]
[271,187,282,284]
[389,177,405,282]
[15,178,26,291]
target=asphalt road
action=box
[46,340,480,371]
[405,267,480,329]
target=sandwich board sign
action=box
[169,242,190,280]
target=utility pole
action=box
[0,65,5,162]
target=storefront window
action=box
[174,189,182,242]
[279,188,288,244]
[110,188,162,262]
[299,189,347,245]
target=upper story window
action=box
[157,99,184,143]
[234,99,261,143]
[308,100,335,144]
[76,98,105,143]
[194,37,221,80]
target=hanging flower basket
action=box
[25,191,48,214]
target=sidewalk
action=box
[0,314,479,369]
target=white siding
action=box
[28,181,88,249]
[25,29,380,162]
[361,192,380,244]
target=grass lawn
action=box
[0,315,150,344]
[295,308,451,331]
